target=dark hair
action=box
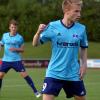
[9,19,18,26]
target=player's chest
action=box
[54,29,81,42]
[4,36,20,45]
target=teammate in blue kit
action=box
[32,0,88,100]
[0,19,41,98]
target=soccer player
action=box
[32,0,88,100]
[0,19,41,98]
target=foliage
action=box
[82,0,100,41]
[0,0,100,42]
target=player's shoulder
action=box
[49,20,60,27]
[45,20,60,30]
[3,32,9,35]
[75,22,86,29]
[2,32,9,37]
[17,33,23,38]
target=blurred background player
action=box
[32,0,88,100]
[0,19,41,98]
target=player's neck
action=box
[62,18,74,28]
[9,32,17,36]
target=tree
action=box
[0,0,9,5]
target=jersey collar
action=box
[9,32,17,37]
[60,20,75,29]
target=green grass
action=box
[85,69,100,100]
[88,42,100,58]
[23,42,51,59]
[0,42,100,100]
[0,68,100,100]
[24,42,100,59]
[0,42,51,59]
[0,42,100,59]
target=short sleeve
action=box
[19,36,24,46]
[80,28,88,48]
[0,34,4,45]
[40,24,53,44]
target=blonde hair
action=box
[62,0,83,13]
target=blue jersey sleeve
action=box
[80,28,88,48]
[19,36,24,46]
[40,24,53,44]
[21,36,24,45]
[0,34,4,45]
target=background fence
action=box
[1,59,100,68]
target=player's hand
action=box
[79,66,87,80]
[9,47,17,52]
[36,24,46,34]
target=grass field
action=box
[0,42,100,100]
[0,68,100,100]
[0,42,100,58]
[24,42,100,59]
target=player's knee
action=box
[74,95,86,100]
[0,72,5,79]
[20,72,28,78]
[43,94,55,100]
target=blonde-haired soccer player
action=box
[33,0,88,100]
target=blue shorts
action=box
[0,61,26,73]
[41,77,86,98]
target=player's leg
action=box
[0,72,5,90]
[41,77,63,100]
[13,61,41,98]
[63,80,86,100]
[43,94,55,100]
[73,80,86,100]
[20,71,39,93]
[20,71,41,98]
[74,95,86,100]
[0,61,10,90]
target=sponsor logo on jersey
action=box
[57,41,78,48]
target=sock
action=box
[24,76,37,93]
[0,79,2,90]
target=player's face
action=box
[9,24,17,35]
[65,4,82,22]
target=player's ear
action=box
[63,7,70,14]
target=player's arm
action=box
[9,44,24,53]
[32,24,46,47]
[0,41,4,51]
[79,48,87,80]
[0,43,2,51]
[0,35,4,51]
[15,44,24,53]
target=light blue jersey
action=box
[40,20,88,81]
[0,32,24,62]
